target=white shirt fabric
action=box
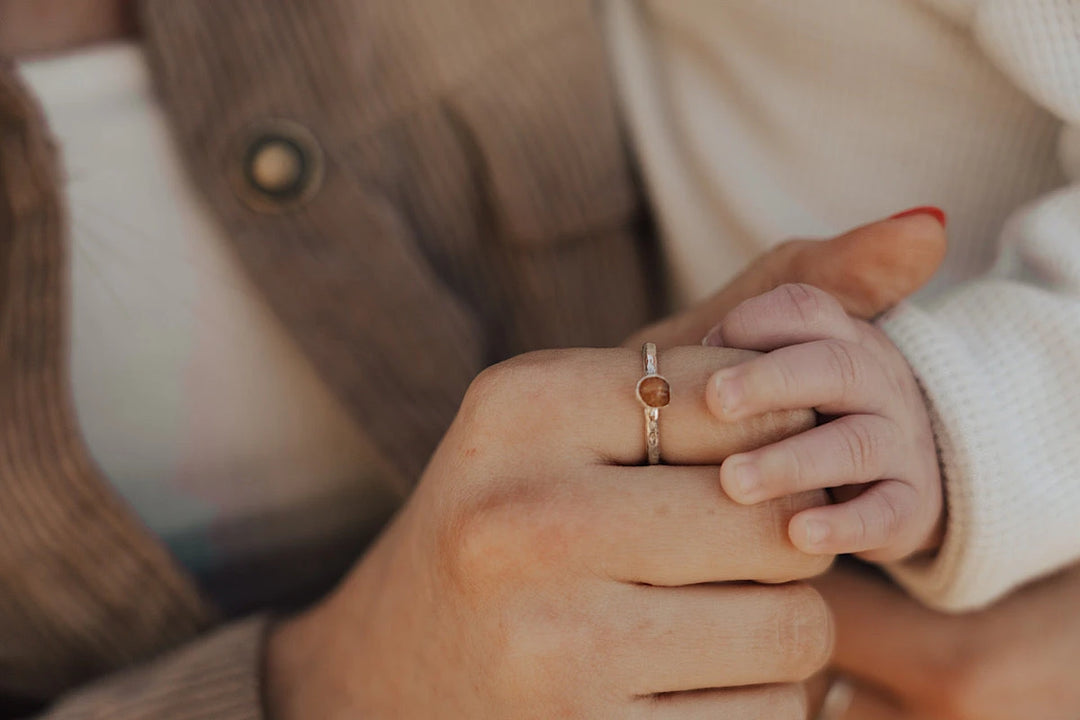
[18,44,398,601]
[607,0,1080,610]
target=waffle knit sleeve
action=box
[873,0,1080,611]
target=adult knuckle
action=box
[460,363,516,438]
[439,482,574,590]
[498,607,601,708]
[438,494,516,589]
[510,607,631,710]
[464,359,513,410]
[460,351,567,444]
[508,607,588,673]
[465,352,546,413]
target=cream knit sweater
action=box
[607,0,1080,611]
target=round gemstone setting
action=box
[636,375,671,408]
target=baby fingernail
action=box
[803,520,830,547]
[702,323,724,347]
[727,459,760,501]
[711,372,741,415]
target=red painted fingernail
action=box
[889,205,947,228]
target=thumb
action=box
[625,210,947,349]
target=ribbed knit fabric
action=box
[0,59,216,703]
[880,0,1080,611]
[876,0,1080,613]
[38,617,269,720]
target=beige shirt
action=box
[605,0,1063,306]
[19,43,395,606]
[0,3,651,715]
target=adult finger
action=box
[783,211,947,322]
[468,346,814,468]
[721,415,901,505]
[637,684,808,720]
[625,213,947,349]
[616,582,832,694]
[563,466,832,585]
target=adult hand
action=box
[812,562,1080,720]
[264,210,945,718]
[626,210,946,349]
[266,347,833,719]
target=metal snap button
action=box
[234,120,324,212]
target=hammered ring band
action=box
[635,343,671,465]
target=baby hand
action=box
[706,283,943,563]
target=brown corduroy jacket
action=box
[0,1,660,717]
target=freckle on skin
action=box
[654,504,669,517]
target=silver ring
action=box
[635,343,670,464]
[815,675,855,720]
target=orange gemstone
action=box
[637,375,671,408]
